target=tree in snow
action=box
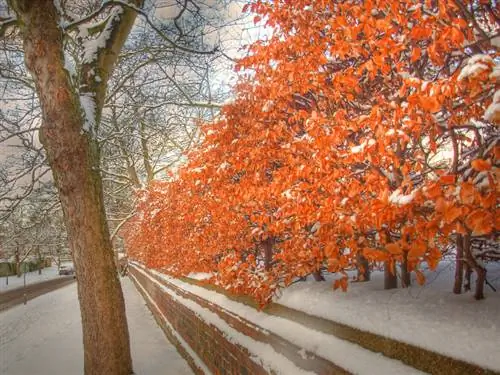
[0,0,241,372]
[126,0,498,305]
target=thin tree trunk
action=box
[384,261,398,289]
[463,234,485,300]
[453,234,464,294]
[312,269,325,281]
[11,2,134,374]
[464,264,472,291]
[356,252,370,282]
[401,251,411,288]
[140,121,154,183]
[262,237,274,271]
[15,249,21,277]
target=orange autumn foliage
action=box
[125,0,499,305]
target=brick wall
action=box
[129,265,269,375]
[129,264,345,375]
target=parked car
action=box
[59,265,75,276]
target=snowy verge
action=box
[278,261,500,372]
[0,266,66,293]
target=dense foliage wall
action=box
[125,0,499,304]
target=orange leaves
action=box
[333,276,348,292]
[471,159,491,172]
[363,248,389,262]
[410,47,422,63]
[410,26,432,41]
[439,174,456,185]
[459,182,475,205]
[415,270,426,286]
[124,0,498,305]
[386,243,402,255]
[420,96,441,113]
[408,241,427,259]
[465,209,494,236]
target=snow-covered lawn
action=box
[0,265,70,293]
[0,278,193,375]
[278,260,500,372]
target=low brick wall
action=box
[130,265,269,375]
[129,264,347,375]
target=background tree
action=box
[1,0,248,372]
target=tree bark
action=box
[384,261,398,289]
[453,234,464,294]
[312,269,325,281]
[401,251,411,288]
[462,235,486,300]
[10,1,135,374]
[356,252,370,282]
[262,237,274,271]
[464,264,472,292]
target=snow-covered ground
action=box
[174,259,499,373]
[0,265,70,293]
[278,260,500,372]
[0,278,193,375]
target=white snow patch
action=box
[484,89,500,122]
[350,139,375,154]
[0,266,62,293]
[389,188,417,205]
[278,262,500,372]
[187,272,213,281]
[458,54,492,81]
[81,7,124,63]
[80,93,96,132]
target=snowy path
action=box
[0,278,193,375]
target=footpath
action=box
[0,277,193,375]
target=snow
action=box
[79,93,96,132]
[0,266,64,293]
[389,188,417,205]
[278,261,500,372]
[0,278,193,375]
[350,139,375,154]
[63,52,76,78]
[187,272,213,280]
[458,54,492,81]
[484,89,500,123]
[140,267,425,375]
[81,7,124,64]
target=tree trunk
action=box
[15,248,21,277]
[262,237,274,271]
[462,234,485,300]
[312,269,325,281]
[401,251,411,288]
[474,267,486,300]
[356,252,370,282]
[453,234,464,294]
[11,2,133,374]
[464,264,472,292]
[384,261,397,289]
